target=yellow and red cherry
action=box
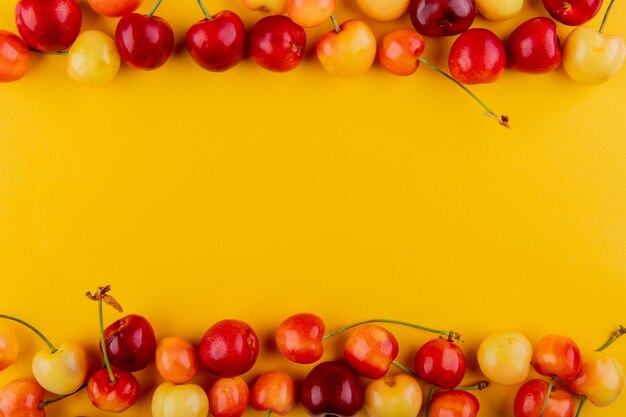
[66,30,121,85]
[199,319,259,378]
[448,28,506,84]
[476,0,523,20]
[15,0,81,53]
[409,0,475,37]
[316,18,377,77]
[414,338,466,389]
[364,374,422,417]
[477,331,533,386]
[344,324,399,379]
[287,0,335,28]
[251,371,296,416]
[186,4,246,73]
[514,379,575,417]
[0,31,29,83]
[115,0,174,70]
[276,313,325,364]
[429,390,479,417]
[378,29,425,76]
[155,336,200,384]
[241,0,288,14]
[356,0,411,22]
[0,378,45,417]
[567,351,624,407]
[88,0,143,17]
[532,334,581,381]
[505,17,562,74]
[87,367,141,413]
[301,361,364,417]
[542,0,601,26]
[209,377,250,417]
[152,382,209,417]
[247,15,307,72]
[0,322,19,371]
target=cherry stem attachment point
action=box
[196,0,212,20]
[330,15,341,33]
[456,381,490,391]
[575,396,587,417]
[538,375,556,417]
[322,319,462,342]
[392,360,419,378]
[0,314,57,353]
[595,325,625,352]
[39,382,87,408]
[599,0,616,34]
[147,0,164,18]
[425,384,435,417]
[418,57,510,128]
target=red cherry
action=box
[276,313,325,364]
[448,28,506,84]
[542,0,602,26]
[15,0,82,53]
[0,31,30,83]
[532,334,581,380]
[199,319,259,377]
[103,314,157,372]
[378,29,425,76]
[344,324,399,379]
[209,377,250,417]
[301,361,364,417]
[247,15,307,72]
[429,390,480,417]
[0,378,45,417]
[251,371,296,416]
[115,13,175,70]
[186,10,246,72]
[514,379,575,417]
[86,367,141,413]
[409,0,476,37]
[505,17,562,74]
[414,339,466,389]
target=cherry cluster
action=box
[1,0,624,127]
[0,285,625,417]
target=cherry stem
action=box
[425,384,435,417]
[329,15,341,33]
[28,48,67,56]
[97,298,117,384]
[147,0,163,17]
[265,410,272,417]
[418,57,510,128]
[0,314,57,353]
[322,319,462,342]
[196,0,212,20]
[39,382,87,408]
[456,381,490,391]
[538,375,556,417]
[392,360,419,378]
[575,396,587,417]
[599,0,617,34]
[595,325,625,352]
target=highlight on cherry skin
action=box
[0,378,45,417]
[0,30,30,83]
[199,319,259,378]
[344,323,399,379]
[276,312,325,364]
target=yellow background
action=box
[1,0,625,416]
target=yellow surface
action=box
[1,1,625,417]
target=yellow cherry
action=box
[67,30,120,85]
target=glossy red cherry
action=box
[344,324,399,379]
[199,319,259,377]
[0,378,45,417]
[414,338,466,389]
[542,0,601,26]
[505,17,562,74]
[0,31,30,83]
[251,371,296,415]
[514,379,575,417]
[429,390,479,417]
[103,314,157,372]
[409,0,476,37]
[209,377,250,417]
[87,367,141,413]
[115,11,174,70]
[15,0,82,53]
[276,313,325,364]
[301,361,364,417]
[247,15,307,72]
[448,28,506,84]
[186,9,246,72]
[532,334,581,380]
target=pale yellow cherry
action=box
[477,331,532,385]
[241,0,287,14]
[356,0,410,22]
[365,374,422,417]
[476,0,523,20]
[32,340,88,395]
[67,30,120,85]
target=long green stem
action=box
[595,325,625,352]
[196,0,212,20]
[329,15,341,33]
[392,360,419,378]
[98,299,116,384]
[39,382,87,408]
[599,0,617,33]
[147,0,164,17]
[456,381,490,391]
[539,375,556,417]
[322,319,462,342]
[418,57,510,128]
[425,384,435,417]
[575,396,587,417]
[0,314,57,353]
